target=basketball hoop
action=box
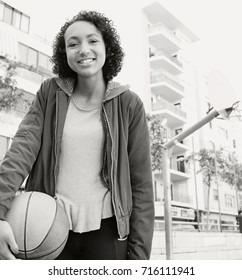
[207,70,240,119]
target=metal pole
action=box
[161,107,233,259]
[162,146,173,259]
[213,145,222,232]
[192,137,200,231]
[163,109,219,150]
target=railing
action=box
[150,73,184,92]
[148,23,181,47]
[150,48,183,68]
[152,99,186,119]
[172,194,193,204]
[154,220,240,232]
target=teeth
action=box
[79,59,94,65]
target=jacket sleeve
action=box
[127,96,155,260]
[0,81,47,220]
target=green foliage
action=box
[147,114,166,172]
[0,59,23,111]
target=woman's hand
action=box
[0,220,19,260]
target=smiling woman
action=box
[51,11,124,84]
[0,10,154,261]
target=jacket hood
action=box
[54,77,130,101]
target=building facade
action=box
[143,1,241,232]
[143,1,199,229]
[193,70,241,231]
[0,0,53,167]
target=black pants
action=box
[56,217,128,260]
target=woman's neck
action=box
[73,75,106,106]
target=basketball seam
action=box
[19,232,69,260]
[24,198,58,256]
[24,192,34,260]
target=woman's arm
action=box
[127,98,155,260]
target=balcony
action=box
[153,165,191,182]
[143,2,199,44]
[150,48,183,75]
[151,99,186,127]
[172,193,193,205]
[170,158,191,182]
[150,73,184,102]
[148,23,182,53]
[170,169,191,182]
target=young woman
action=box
[0,11,154,260]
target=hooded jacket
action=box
[0,77,154,260]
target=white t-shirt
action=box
[56,99,113,233]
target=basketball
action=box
[5,191,69,260]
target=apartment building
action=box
[0,0,53,165]
[143,1,199,228]
[143,1,241,232]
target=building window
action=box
[0,2,4,20]
[154,181,158,201]
[27,48,38,69]
[19,43,52,75]
[219,127,228,140]
[208,141,215,150]
[213,189,218,201]
[177,155,185,173]
[3,3,12,25]
[19,43,28,64]
[12,9,21,29]
[154,180,162,202]
[0,1,30,33]
[175,128,183,144]
[38,53,52,73]
[225,194,235,208]
[20,13,30,33]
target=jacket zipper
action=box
[102,105,121,237]
[101,109,109,189]
[53,91,59,199]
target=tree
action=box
[187,147,242,230]
[147,114,166,172]
[191,148,223,230]
[0,59,23,111]
[218,151,242,191]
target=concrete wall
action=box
[151,230,242,260]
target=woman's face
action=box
[64,21,106,81]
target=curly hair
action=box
[51,10,125,83]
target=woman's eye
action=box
[68,42,78,47]
[89,39,98,44]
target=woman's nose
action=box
[78,42,90,56]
